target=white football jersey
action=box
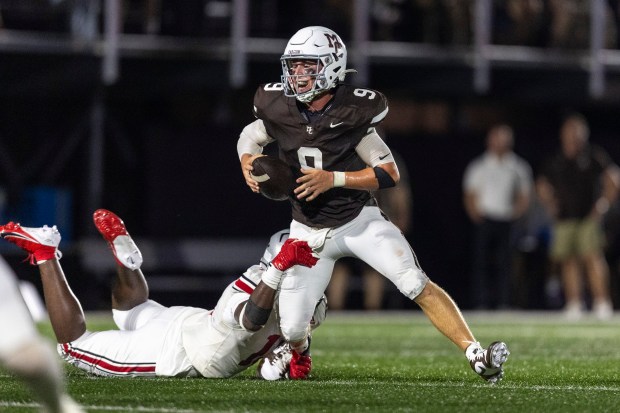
[180,230,290,378]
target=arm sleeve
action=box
[354,129,395,167]
[237,119,275,160]
[222,291,251,329]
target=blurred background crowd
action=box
[1,0,620,316]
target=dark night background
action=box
[2,0,620,311]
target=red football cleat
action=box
[0,222,61,265]
[93,209,142,270]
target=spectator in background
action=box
[463,124,533,309]
[537,113,620,320]
[547,0,617,49]
[328,152,413,310]
[494,0,549,47]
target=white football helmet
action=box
[280,26,351,103]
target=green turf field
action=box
[1,311,619,412]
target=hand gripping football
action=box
[250,156,294,201]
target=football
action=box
[250,156,294,201]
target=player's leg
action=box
[277,231,335,379]
[278,256,335,352]
[111,266,149,310]
[92,209,169,330]
[282,222,337,357]
[39,260,88,343]
[348,220,477,349]
[93,209,148,310]
[0,223,86,343]
[344,207,509,382]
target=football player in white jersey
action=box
[238,26,510,383]
[0,209,321,380]
[0,257,84,412]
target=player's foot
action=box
[466,341,509,384]
[0,222,62,265]
[256,341,293,381]
[93,209,142,270]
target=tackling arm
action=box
[234,239,318,331]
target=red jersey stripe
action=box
[234,278,254,294]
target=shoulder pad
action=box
[253,83,286,118]
[334,84,389,126]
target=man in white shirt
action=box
[463,124,533,309]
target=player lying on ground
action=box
[0,209,321,380]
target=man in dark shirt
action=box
[237,26,509,383]
[537,113,620,319]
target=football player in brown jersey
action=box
[237,26,509,383]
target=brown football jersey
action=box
[253,83,389,228]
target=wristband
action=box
[333,171,346,188]
[262,264,285,290]
[373,166,396,188]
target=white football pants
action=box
[279,206,429,342]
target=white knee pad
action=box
[396,268,429,300]
[280,322,311,343]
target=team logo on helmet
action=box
[324,33,343,56]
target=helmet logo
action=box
[324,33,343,55]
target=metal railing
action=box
[0,0,619,97]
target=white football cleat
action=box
[466,341,510,384]
[256,342,293,381]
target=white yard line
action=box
[0,401,209,413]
